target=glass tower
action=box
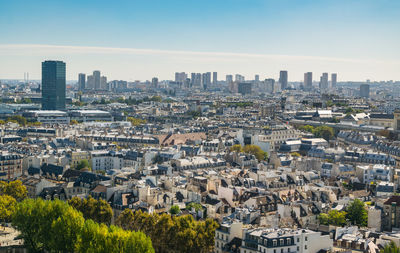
[41,60,66,110]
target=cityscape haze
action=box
[1,1,400,253]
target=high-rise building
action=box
[238,83,252,95]
[87,75,94,90]
[235,74,245,82]
[265,78,275,93]
[175,72,187,83]
[255,75,260,82]
[41,60,66,110]
[319,73,329,92]
[360,84,370,98]
[202,72,211,90]
[304,72,312,91]
[93,70,101,90]
[212,72,217,85]
[279,71,288,90]
[78,73,86,91]
[100,76,107,90]
[152,77,158,88]
[226,75,233,84]
[331,73,337,89]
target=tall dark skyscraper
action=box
[93,70,101,90]
[78,73,86,91]
[212,72,217,85]
[41,60,66,110]
[331,73,337,89]
[279,70,288,90]
[304,72,312,90]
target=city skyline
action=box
[1,0,400,81]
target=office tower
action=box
[238,83,252,95]
[93,70,101,90]
[279,70,288,90]
[360,84,370,98]
[100,76,107,90]
[194,73,202,87]
[319,73,329,92]
[202,72,211,90]
[86,75,94,90]
[255,75,260,82]
[304,72,312,91]
[78,73,86,91]
[265,78,275,93]
[213,72,217,85]
[226,75,233,84]
[152,77,158,88]
[175,72,187,83]
[331,73,337,89]
[235,74,244,82]
[41,60,66,110]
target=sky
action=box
[0,0,399,82]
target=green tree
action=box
[243,144,268,161]
[76,159,90,170]
[230,144,243,152]
[127,117,147,126]
[0,180,27,201]
[70,119,79,125]
[12,198,84,252]
[12,198,154,253]
[299,125,314,133]
[346,199,368,227]
[68,196,113,225]
[115,209,218,253]
[290,152,301,157]
[312,126,334,141]
[6,115,27,126]
[382,241,400,253]
[169,205,180,215]
[0,195,17,222]
[186,202,203,212]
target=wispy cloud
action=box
[0,44,394,64]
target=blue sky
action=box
[0,0,399,81]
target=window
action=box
[281,249,283,253]
[273,240,277,247]
[305,245,307,250]
[297,246,300,251]
[305,236,308,241]
[288,248,290,252]
[297,238,299,243]
[287,238,291,245]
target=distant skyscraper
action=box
[255,75,260,82]
[319,72,329,92]
[41,60,66,110]
[304,72,312,91]
[100,76,107,90]
[212,72,217,85]
[175,72,187,83]
[93,70,101,90]
[331,73,337,89]
[152,77,158,88]
[202,72,211,90]
[226,75,233,84]
[78,73,86,91]
[279,70,288,90]
[360,84,370,98]
[235,74,244,82]
[87,75,94,90]
[265,78,275,93]
[238,83,252,95]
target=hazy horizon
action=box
[1,0,399,81]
